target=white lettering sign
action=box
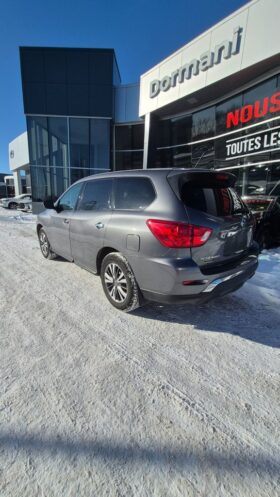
[150,27,243,98]
[225,129,280,159]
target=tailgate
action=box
[168,170,254,269]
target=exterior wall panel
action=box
[9,132,29,172]
[20,47,116,118]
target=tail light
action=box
[146,219,212,248]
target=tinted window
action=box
[115,124,144,150]
[90,119,110,171]
[115,151,144,171]
[58,183,82,211]
[192,106,215,140]
[242,77,276,126]
[27,116,49,166]
[114,177,155,210]
[77,179,112,211]
[191,141,215,168]
[70,118,89,168]
[172,115,192,145]
[181,185,247,216]
[216,94,243,133]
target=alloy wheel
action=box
[39,231,49,257]
[104,263,128,303]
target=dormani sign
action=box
[150,27,243,99]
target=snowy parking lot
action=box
[0,207,280,497]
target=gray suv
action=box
[37,169,258,311]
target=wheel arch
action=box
[96,247,118,275]
[37,223,43,236]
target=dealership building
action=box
[9,0,280,211]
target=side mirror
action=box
[43,198,55,210]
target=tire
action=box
[38,228,57,260]
[8,202,18,210]
[100,253,142,312]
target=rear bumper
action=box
[140,244,259,305]
[142,262,257,304]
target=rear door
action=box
[171,172,253,270]
[69,178,113,271]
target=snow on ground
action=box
[0,206,279,497]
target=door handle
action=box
[63,219,70,224]
[95,222,104,229]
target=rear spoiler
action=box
[167,170,236,199]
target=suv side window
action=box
[77,179,112,211]
[114,177,155,210]
[58,183,82,212]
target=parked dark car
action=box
[37,169,258,311]
[242,195,280,249]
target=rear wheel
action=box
[100,253,142,312]
[38,228,57,260]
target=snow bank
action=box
[238,248,280,311]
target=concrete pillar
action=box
[143,113,151,169]
[143,113,158,169]
[13,170,22,196]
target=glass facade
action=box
[152,73,280,196]
[21,46,123,209]
[27,116,111,202]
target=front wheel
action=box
[100,253,142,312]
[38,228,57,260]
[8,202,18,210]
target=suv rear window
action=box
[114,177,155,210]
[181,184,248,216]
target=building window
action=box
[115,151,143,170]
[69,118,90,169]
[48,117,69,196]
[216,94,243,133]
[114,123,144,170]
[115,123,144,151]
[191,141,215,169]
[242,76,277,127]
[30,165,53,202]
[28,115,112,203]
[192,106,215,140]
[90,119,110,172]
[155,115,192,168]
[27,116,49,166]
